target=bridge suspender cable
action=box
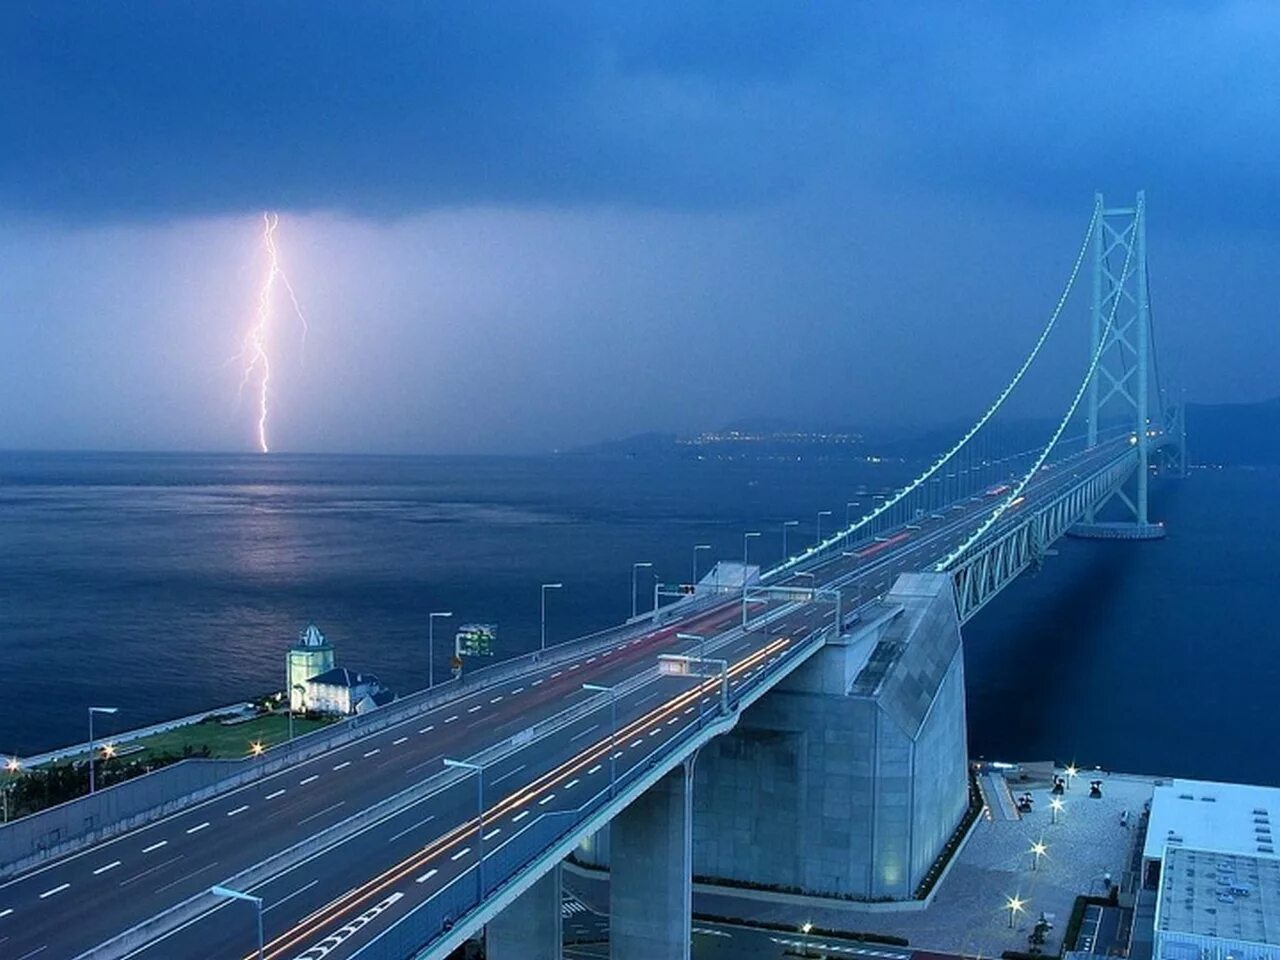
[934,198,1143,572]
[766,197,1104,581]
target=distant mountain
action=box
[1186,397,1280,466]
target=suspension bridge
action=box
[0,192,1184,960]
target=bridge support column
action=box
[485,862,563,960]
[610,758,694,960]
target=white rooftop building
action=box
[1145,779,1280,872]
[1154,847,1280,960]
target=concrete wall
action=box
[578,572,970,903]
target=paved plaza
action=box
[567,766,1159,958]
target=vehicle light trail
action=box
[235,211,308,454]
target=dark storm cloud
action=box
[3,2,1276,228]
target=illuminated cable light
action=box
[233,212,309,454]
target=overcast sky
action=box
[1,2,1275,454]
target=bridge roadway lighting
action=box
[676,631,707,660]
[443,758,486,899]
[1006,895,1026,928]
[210,885,264,960]
[583,683,618,797]
[428,612,454,688]
[693,544,711,588]
[630,564,652,619]
[87,706,118,795]
[540,585,563,651]
[816,510,832,545]
[782,520,799,560]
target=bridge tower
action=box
[1078,190,1170,539]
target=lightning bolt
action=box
[235,211,308,453]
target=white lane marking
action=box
[513,810,530,822]
[392,736,409,745]
[586,657,597,664]
[569,723,601,743]
[263,879,319,914]
[418,725,434,734]
[38,883,70,899]
[684,707,696,715]
[629,740,643,749]
[564,779,580,790]
[490,696,504,704]
[266,789,286,800]
[588,765,602,775]
[667,718,679,726]
[388,814,436,844]
[539,794,556,805]
[612,751,623,760]
[0,907,12,918]
[531,679,545,686]
[467,705,482,714]
[15,946,48,959]
[491,763,528,787]
[482,828,502,841]
[415,868,439,884]
[648,729,661,737]
[445,715,459,724]
[93,860,122,875]
[568,664,581,671]
[142,840,167,853]
[300,775,319,786]
[511,687,524,694]
[551,671,563,679]
[227,804,250,817]
[297,801,345,828]
[293,892,403,960]
[363,748,381,758]
[333,761,351,771]
[186,821,210,834]
[450,846,472,862]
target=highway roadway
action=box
[0,437,1134,960]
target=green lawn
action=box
[128,713,337,761]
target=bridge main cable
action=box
[767,196,1104,581]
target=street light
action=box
[211,885,264,960]
[742,532,761,625]
[693,544,712,588]
[1049,796,1064,824]
[816,510,832,544]
[443,758,485,898]
[583,683,617,797]
[630,564,652,619]
[677,632,707,660]
[2,757,18,824]
[428,611,454,688]
[801,921,814,958]
[1006,895,1026,928]
[88,706,118,794]
[1030,840,1047,871]
[782,520,799,559]
[1065,764,1078,790]
[540,585,563,651]
[846,501,859,527]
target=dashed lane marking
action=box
[38,884,70,899]
[482,828,502,841]
[363,748,381,758]
[300,775,319,786]
[539,794,556,805]
[333,761,351,771]
[418,725,434,734]
[227,804,250,816]
[141,841,167,853]
[92,861,122,875]
[185,822,210,835]
[415,869,438,884]
[450,847,472,862]
[587,765,602,775]
[467,705,482,713]
[513,810,530,822]
[266,789,286,800]
[445,716,459,724]
[392,736,409,745]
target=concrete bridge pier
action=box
[610,757,695,960]
[485,862,563,960]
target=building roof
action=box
[1145,778,1280,862]
[294,622,331,650]
[1156,847,1280,947]
[307,667,380,689]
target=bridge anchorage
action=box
[0,194,1185,960]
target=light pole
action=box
[211,885,264,960]
[782,520,799,560]
[88,706,118,794]
[816,509,832,545]
[677,632,706,660]
[693,544,711,587]
[1065,764,1078,790]
[1049,796,1064,825]
[1006,895,1026,929]
[801,921,814,958]
[630,564,652,619]
[583,683,617,796]
[742,531,761,625]
[288,684,307,741]
[2,757,19,823]
[541,584,562,651]
[428,611,453,688]
[845,501,859,527]
[443,758,485,898]
[1030,840,1047,871]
